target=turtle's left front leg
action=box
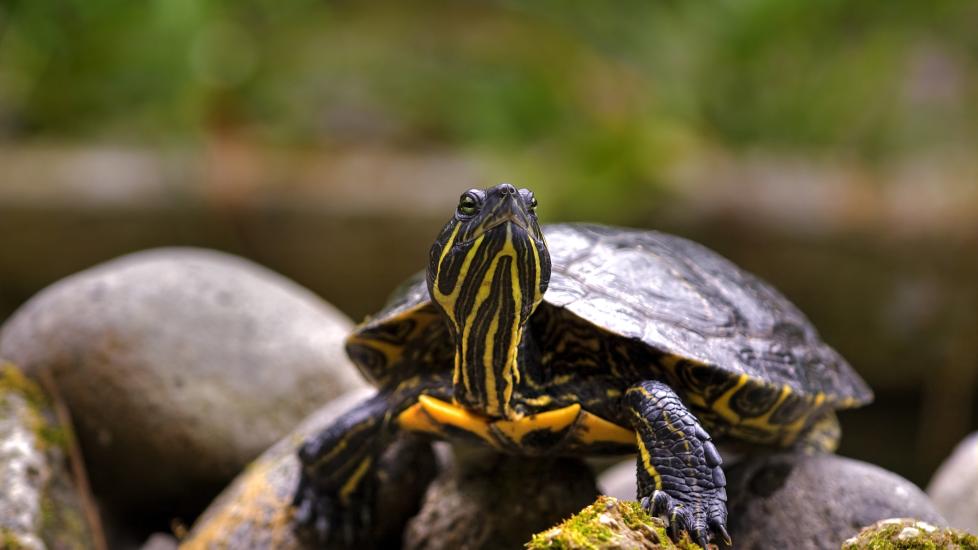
[293,375,450,547]
[624,380,731,548]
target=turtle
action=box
[293,183,873,548]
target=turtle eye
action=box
[528,195,538,213]
[457,193,479,217]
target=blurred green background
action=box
[1,0,976,495]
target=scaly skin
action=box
[293,375,451,547]
[625,381,730,548]
[294,185,752,548]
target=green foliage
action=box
[2,0,977,217]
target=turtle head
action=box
[427,183,551,418]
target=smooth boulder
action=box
[723,452,946,549]
[404,449,599,550]
[928,432,978,533]
[182,388,437,549]
[0,248,365,514]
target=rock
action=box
[182,388,437,549]
[928,432,978,532]
[841,518,978,549]
[597,459,637,502]
[527,496,703,550]
[141,533,179,550]
[0,248,365,517]
[723,452,947,550]
[0,361,97,549]
[403,450,599,550]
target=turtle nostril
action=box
[498,183,516,196]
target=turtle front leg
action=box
[293,377,449,547]
[624,380,731,548]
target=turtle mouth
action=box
[460,197,531,245]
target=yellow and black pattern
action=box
[295,186,874,549]
[426,185,550,418]
[397,395,635,456]
[625,380,730,548]
[293,373,452,546]
[345,303,451,386]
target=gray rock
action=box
[404,449,599,550]
[597,458,637,501]
[928,431,978,532]
[0,361,96,549]
[723,452,946,550]
[0,248,365,513]
[183,388,437,549]
[140,533,179,550]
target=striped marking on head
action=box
[431,221,544,418]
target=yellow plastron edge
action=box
[492,404,582,444]
[398,395,499,448]
[398,396,637,449]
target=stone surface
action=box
[0,361,96,549]
[527,496,702,550]
[404,449,599,550]
[182,388,437,549]
[723,452,947,550]
[141,533,179,550]
[928,431,978,532]
[842,517,978,550]
[597,459,637,503]
[0,248,366,515]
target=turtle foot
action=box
[292,468,375,547]
[641,488,730,548]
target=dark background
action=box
[1,0,976,487]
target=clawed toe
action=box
[642,489,730,548]
[292,475,375,547]
[710,517,732,546]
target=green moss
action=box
[527,496,702,550]
[0,363,47,410]
[0,362,70,452]
[36,424,69,451]
[0,528,27,550]
[844,519,978,550]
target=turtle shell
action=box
[346,223,872,421]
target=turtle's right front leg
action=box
[293,377,449,547]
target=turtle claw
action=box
[292,469,374,548]
[710,518,732,546]
[642,489,730,548]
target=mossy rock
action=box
[0,361,95,550]
[527,496,702,550]
[842,518,978,550]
